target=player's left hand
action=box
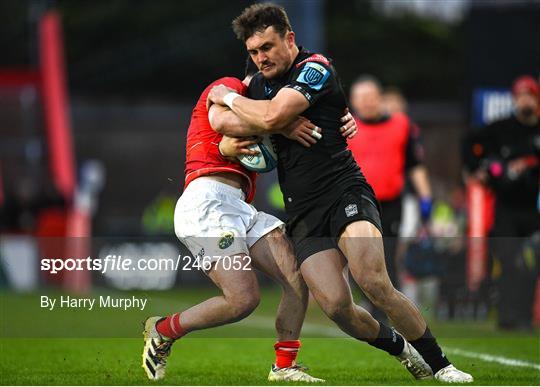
[340,108,357,139]
[207,84,236,110]
[283,116,322,147]
[219,135,260,159]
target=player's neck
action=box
[288,45,300,70]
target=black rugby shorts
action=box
[286,181,383,264]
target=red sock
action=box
[156,313,185,340]
[274,340,301,368]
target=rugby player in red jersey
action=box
[142,59,357,382]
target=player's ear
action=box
[286,31,295,48]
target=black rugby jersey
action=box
[248,48,366,214]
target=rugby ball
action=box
[237,135,278,173]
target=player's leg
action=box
[142,256,259,380]
[299,248,380,339]
[247,215,323,382]
[175,256,260,332]
[288,201,425,376]
[338,220,473,383]
[300,247,436,379]
[142,178,258,380]
[250,228,307,341]
[339,220,425,338]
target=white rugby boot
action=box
[435,364,474,383]
[268,364,325,382]
[395,340,433,380]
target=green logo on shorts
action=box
[218,231,235,249]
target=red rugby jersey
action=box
[184,77,257,202]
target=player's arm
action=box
[405,122,433,220]
[208,84,310,132]
[209,99,322,147]
[410,166,432,199]
[208,104,265,136]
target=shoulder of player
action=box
[247,72,266,95]
[248,72,264,84]
[294,53,339,80]
[295,53,332,69]
[207,77,245,93]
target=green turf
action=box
[1,288,539,385]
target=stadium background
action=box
[0,0,539,385]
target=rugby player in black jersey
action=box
[207,3,473,383]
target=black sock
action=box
[410,327,451,373]
[368,322,405,356]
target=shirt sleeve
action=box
[405,121,425,170]
[284,60,334,105]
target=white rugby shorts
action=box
[174,176,284,261]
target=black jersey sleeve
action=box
[284,59,335,105]
[405,121,425,170]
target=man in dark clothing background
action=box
[464,75,540,330]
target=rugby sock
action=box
[274,340,301,368]
[409,327,451,373]
[156,313,185,340]
[368,322,405,356]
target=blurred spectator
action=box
[0,174,65,234]
[463,75,540,330]
[382,87,408,114]
[348,75,433,287]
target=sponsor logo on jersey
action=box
[218,231,235,249]
[345,203,358,217]
[296,62,330,91]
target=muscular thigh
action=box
[249,228,298,284]
[338,220,389,281]
[300,249,352,307]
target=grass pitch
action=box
[1,288,539,385]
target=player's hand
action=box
[340,108,357,139]
[218,135,260,159]
[207,84,236,110]
[283,116,322,147]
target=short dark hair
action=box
[351,74,383,93]
[244,56,258,78]
[232,3,292,41]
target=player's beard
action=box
[518,106,535,118]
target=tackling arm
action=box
[208,104,266,136]
[208,84,310,132]
[209,92,322,146]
